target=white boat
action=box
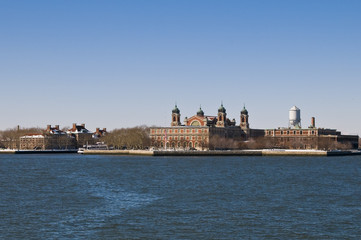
[77,142,108,154]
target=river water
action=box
[1,154,361,239]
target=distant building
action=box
[93,128,107,139]
[150,105,359,150]
[67,123,94,147]
[264,107,359,150]
[150,104,263,150]
[20,124,110,150]
[20,125,76,150]
[265,118,359,150]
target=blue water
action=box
[1,154,361,239]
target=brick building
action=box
[150,104,263,150]
[20,124,108,150]
[20,125,76,150]
[150,105,359,150]
[264,119,359,150]
[66,123,94,148]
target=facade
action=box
[20,124,108,150]
[150,105,359,150]
[150,104,262,150]
[20,125,76,150]
[264,118,359,150]
[67,123,94,147]
[93,128,107,139]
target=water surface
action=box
[1,154,361,239]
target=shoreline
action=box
[1,149,360,156]
[82,149,361,157]
[0,149,78,154]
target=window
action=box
[191,121,200,126]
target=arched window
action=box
[195,142,198,148]
[189,142,193,148]
[191,121,200,126]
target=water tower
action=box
[289,106,301,128]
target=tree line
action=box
[101,126,150,150]
[0,126,43,149]
[0,125,151,150]
[1,125,357,150]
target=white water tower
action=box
[289,106,301,128]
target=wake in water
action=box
[57,173,160,235]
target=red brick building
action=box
[150,104,263,150]
[150,105,359,150]
[20,125,76,150]
[265,124,359,150]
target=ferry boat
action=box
[77,142,108,154]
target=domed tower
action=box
[216,103,227,127]
[197,106,204,117]
[240,105,249,129]
[171,104,181,126]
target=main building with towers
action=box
[150,104,263,150]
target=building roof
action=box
[218,103,226,113]
[172,104,180,114]
[68,124,92,134]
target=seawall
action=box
[84,149,154,156]
[0,149,78,154]
[82,149,361,156]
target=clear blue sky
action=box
[1,0,361,135]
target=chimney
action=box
[55,125,59,130]
[103,128,107,132]
[73,123,76,130]
[47,125,51,131]
[96,128,100,134]
[311,117,315,128]
[81,123,85,128]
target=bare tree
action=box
[102,126,150,150]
